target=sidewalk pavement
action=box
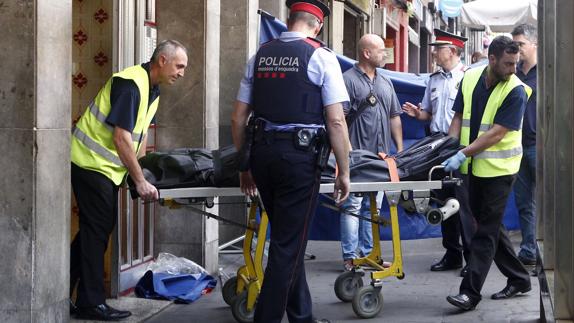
[148,232,539,323]
[74,232,540,323]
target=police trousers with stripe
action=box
[250,138,321,323]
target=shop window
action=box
[343,4,366,60]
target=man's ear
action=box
[159,54,167,67]
[488,54,496,65]
[363,49,370,60]
[316,23,324,37]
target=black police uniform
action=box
[250,36,326,323]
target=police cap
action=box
[429,29,468,48]
[286,0,330,23]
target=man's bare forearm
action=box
[390,115,403,152]
[114,127,146,184]
[325,103,350,175]
[231,100,251,151]
[448,113,463,139]
[461,124,509,157]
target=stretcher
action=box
[157,168,461,321]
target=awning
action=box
[460,0,537,32]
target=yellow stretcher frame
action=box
[158,179,452,322]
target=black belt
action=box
[266,131,294,140]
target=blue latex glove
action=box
[442,151,467,172]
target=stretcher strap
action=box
[378,152,399,182]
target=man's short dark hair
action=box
[488,35,519,59]
[511,23,537,43]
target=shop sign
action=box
[384,38,395,65]
[384,47,395,65]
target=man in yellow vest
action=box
[70,40,188,320]
[442,36,531,311]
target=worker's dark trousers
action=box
[250,138,321,323]
[435,172,474,264]
[70,163,119,307]
[459,173,530,301]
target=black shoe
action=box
[75,303,132,321]
[491,284,531,300]
[446,293,478,311]
[460,265,469,277]
[518,255,536,266]
[430,257,462,271]
[69,299,78,316]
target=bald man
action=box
[340,34,403,271]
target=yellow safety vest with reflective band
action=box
[459,66,532,177]
[71,65,159,185]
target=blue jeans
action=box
[340,192,383,260]
[514,145,537,260]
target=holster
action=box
[315,128,330,170]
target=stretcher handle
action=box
[428,165,462,187]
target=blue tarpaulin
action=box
[257,11,519,240]
[135,270,217,304]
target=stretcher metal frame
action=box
[158,177,454,321]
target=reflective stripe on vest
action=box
[459,66,532,177]
[72,127,123,166]
[71,65,159,185]
[461,119,491,132]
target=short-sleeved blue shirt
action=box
[106,62,160,132]
[516,63,537,147]
[452,69,527,144]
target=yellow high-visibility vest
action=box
[71,65,159,184]
[459,66,532,177]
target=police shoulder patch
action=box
[305,37,326,49]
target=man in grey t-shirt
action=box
[340,34,403,271]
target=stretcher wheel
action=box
[222,276,239,306]
[334,271,364,302]
[231,291,255,323]
[352,285,383,319]
[397,272,405,280]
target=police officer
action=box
[231,1,351,322]
[443,36,531,310]
[70,40,188,320]
[402,29,474,276]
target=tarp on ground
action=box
[460,0,537,32]
[257,11,519,240]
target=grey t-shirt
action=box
[343,64,402,154]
